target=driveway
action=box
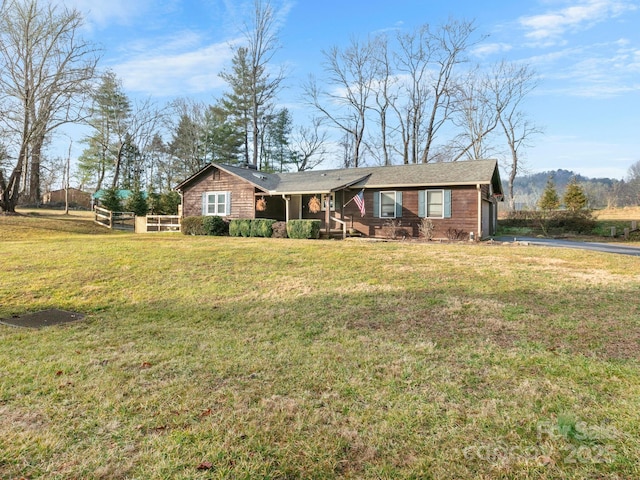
[492,236,640,257]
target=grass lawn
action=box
[1,211,639,479]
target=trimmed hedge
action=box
[182,216,229,236]
[181,216,206,236]
[203,216,229,236]
[286,219,321,239]
[229,218,276,237]
[250,219,276,237]
[229,219,251,237]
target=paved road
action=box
[493,236,640,257]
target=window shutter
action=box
[418,190,425,217]
[373,192,380,218]
[202,192,207,215]
[395,191,403,218]
[226,191,231,216]
[444,189,452,218]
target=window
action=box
[380,191,396,217]
[203,191,230,216]
[373,191,402,218]
[427,190,443,217]
[419,189,451,218]
[320,192,336,211]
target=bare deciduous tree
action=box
[490,61,542,210]
[0,0,99,212]
[288,117,328,171]
[304,37,379,168]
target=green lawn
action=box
[1,212,639,479]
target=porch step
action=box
[319,229,346,240]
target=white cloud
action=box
[61,0,159,28]
[519,0,637,44]
[113,40,237,97]
[472,42,513,58]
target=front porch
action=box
[255,190,358,239]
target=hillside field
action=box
[1,211,639,479]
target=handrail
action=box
[330,216,347,239]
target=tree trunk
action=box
[27,137,43,205]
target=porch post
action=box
[324,193,330,234]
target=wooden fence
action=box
[94,206,135,230]
[142,215,181,233]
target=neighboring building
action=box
[175,159,504,239]
[41,187,92,209]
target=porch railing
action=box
[330,216,347,239]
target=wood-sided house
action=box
[174,159,504,239]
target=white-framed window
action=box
[419,189,451,218]
[373,191,402,218]
[427,190,443,217]
[320,192,336,211]
[380,191,397,217]
[202,191,230,216]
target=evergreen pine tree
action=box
[100,187,123,212]
[563,177,588,212]
[538,179,560,211]
[126,188,148,216]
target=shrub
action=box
[181,216,206,235]
[148,191,180,215]
[203,216,229,236]
[551,210,596,234]
[250,219,276,238]
[100,187,122,212]
[418,217,435,240]
[229,219,251,237]
[271,221,288,238]
[126,189,148,216]
[286,219,321,239]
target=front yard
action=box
[1,212,639,479]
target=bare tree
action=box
[370,34,395,166]
[491,61,541,210]
[304,37,379,168]
[447,67,501,162]
[167,98,207,179]
[288,117,328,171]
[0,0,99,211]
[419,19,479,163]
[223,0,285,168]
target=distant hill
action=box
[509,169,618,210]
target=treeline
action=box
[508,166,640,210]
[1,0,541,213]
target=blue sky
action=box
[63,0,640,179]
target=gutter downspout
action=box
[282,194,290,222]
[477,184,482,241]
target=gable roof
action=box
[175,159,503,196]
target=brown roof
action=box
[176,159,503,196]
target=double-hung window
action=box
[203,191,230,216]
[419,189,451,218]
[380,191,396,218]
[373,191,403,218]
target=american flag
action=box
[353,189,365,217]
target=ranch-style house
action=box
[174,159,504,240]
